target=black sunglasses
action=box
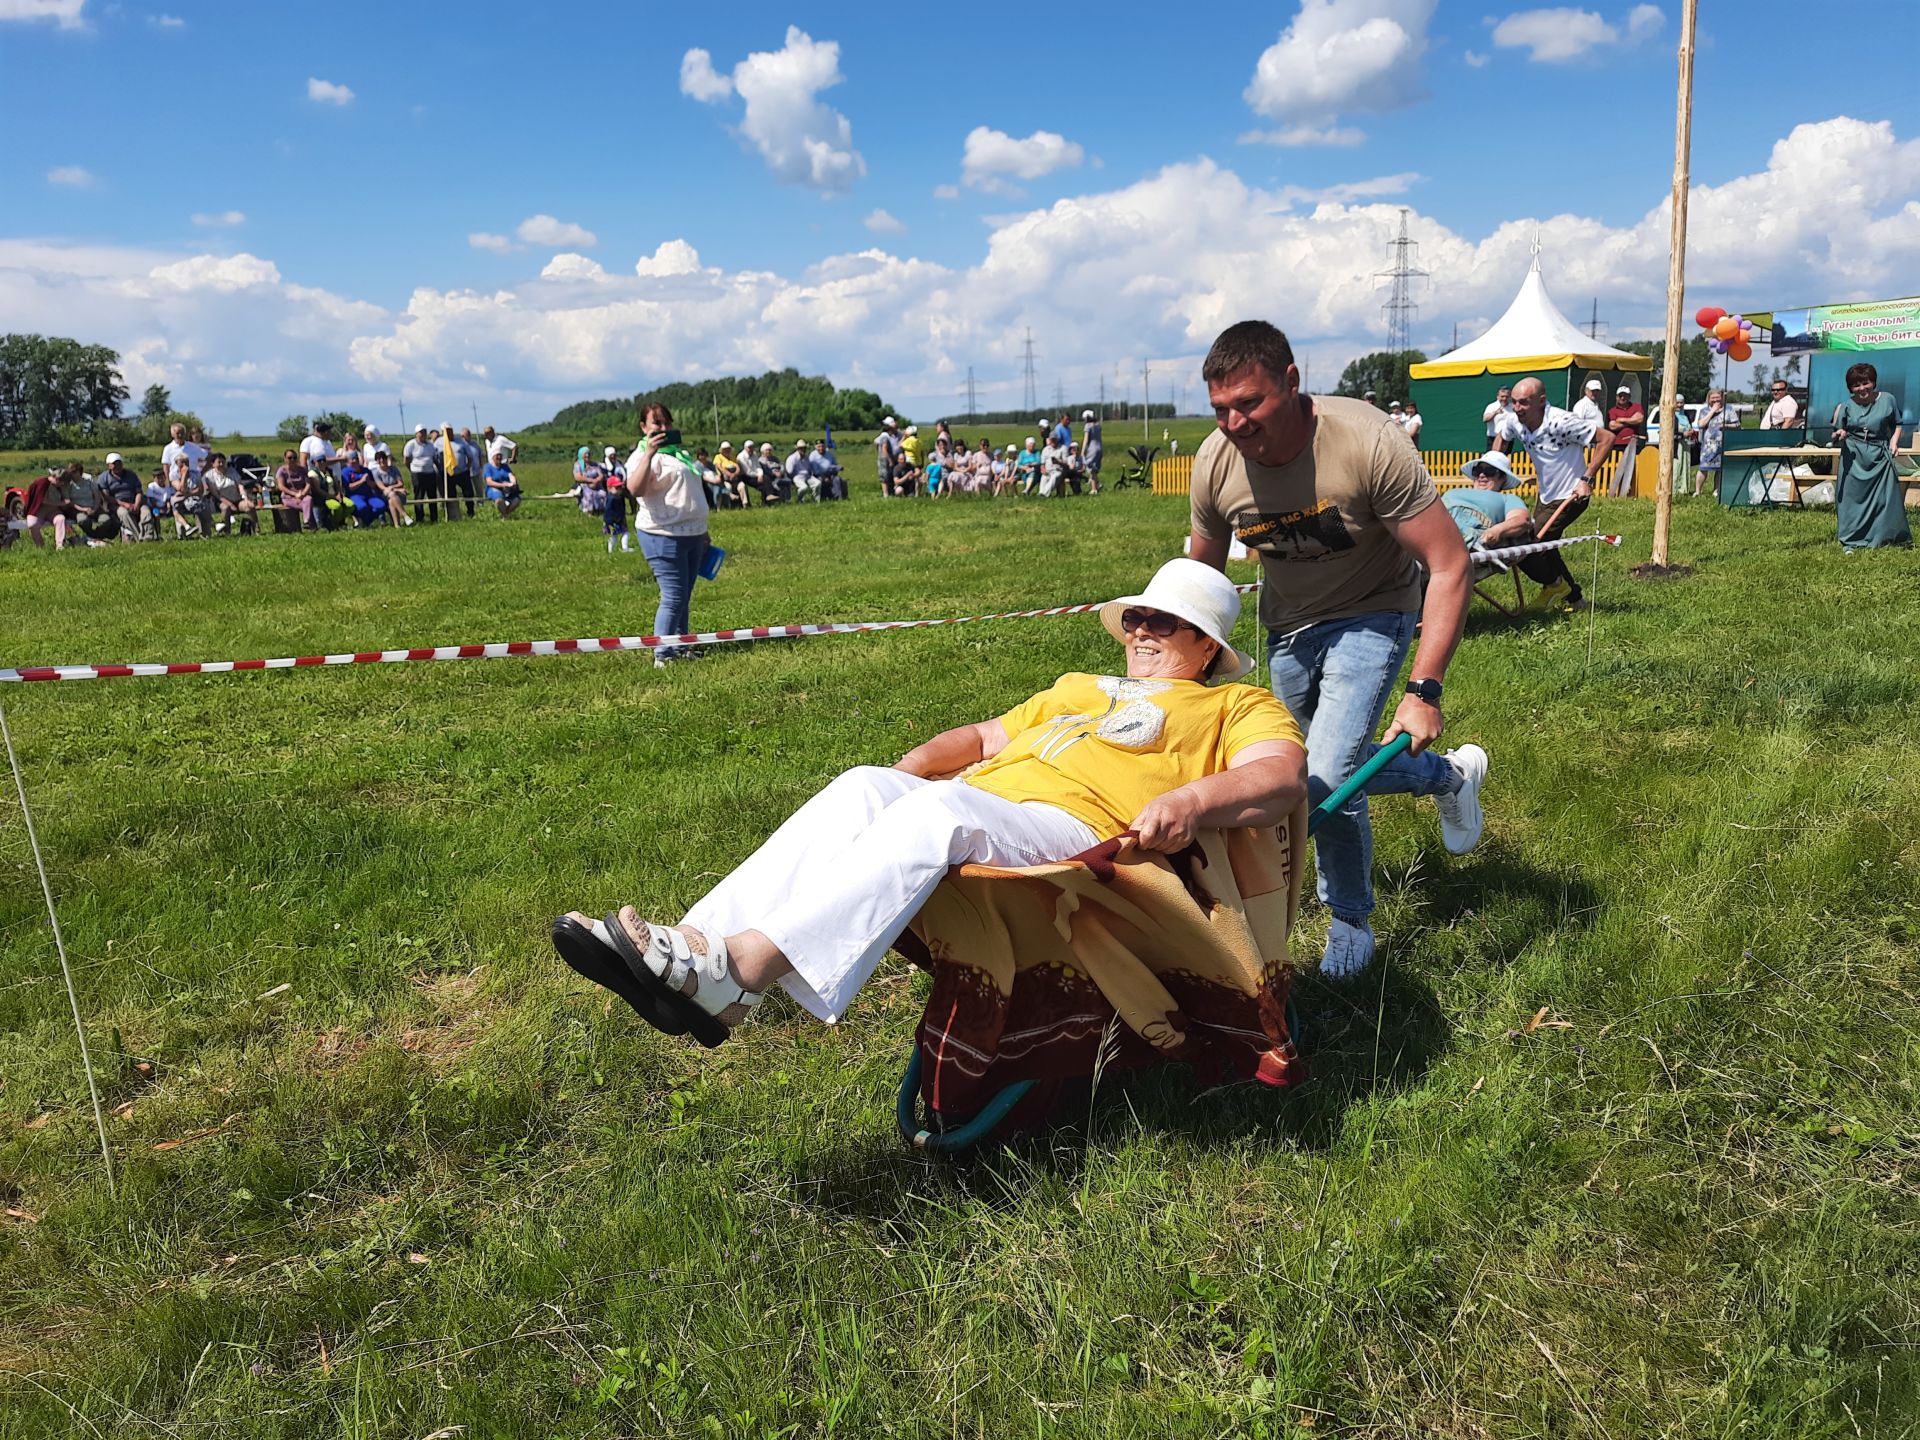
[1120,608,1199,638]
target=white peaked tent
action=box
[1412,258,1654,379]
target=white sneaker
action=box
[1435,743,1489,855]
[1321,917,1376,978]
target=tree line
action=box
[0,334,206,449]
[524,369,897,438]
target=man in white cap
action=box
[404,422,444,523]
[874,416,901,498]
[1081,408,1103,493]
[1189,319,1488,980]
[98,452,157,541]
[1573,377,1605,426]
[1604,384,1645,496]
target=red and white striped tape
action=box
[1472,533,1622,569]
[0,585,1263,685]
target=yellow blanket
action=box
[897,810,1306,1133]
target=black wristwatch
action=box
[1406,678,1444,705]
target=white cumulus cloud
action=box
[1243,0,1435,143]
[4,115,1914,437]
[863,209,906,234]
[191,210,246,227]
[1491,4,1664,62]
[961,128,1085,193]
[0,0,85,27]
[633,240,704,277]
[47,165,95,187]
[307,76,354,105]
[148,12,184,26]
[469,217,598,254]
[541,253,609,283]
[516,214,597,249]
[679,26,865,192]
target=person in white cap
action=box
[403,423,444,523]
[1604,384,1645,496]
[97,452,157,541]
[1190,320,1488,981]
[550,557,1306,1046]
[1082,408,1104,492]
[1573,377,1605,426]
[874,416,901,498]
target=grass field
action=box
[1,476,1916,1438]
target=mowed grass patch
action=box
[0,489,1916,1438]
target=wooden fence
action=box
[1152,444,1649,499]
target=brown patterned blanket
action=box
[895,809,1307,1138]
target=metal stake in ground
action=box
[0,702,117,1198]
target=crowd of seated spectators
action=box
[6,418,528,551]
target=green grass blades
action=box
[1,484,1916,1438]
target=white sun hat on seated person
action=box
[1463,450,1518,489]
[1099,558,1254,684]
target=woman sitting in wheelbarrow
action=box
[553,559,1307,1047]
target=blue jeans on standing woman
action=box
[1267,610,1462,926]
[640,530,710,659]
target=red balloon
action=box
[1728,338,1753,362]
[1694,306,1725,329]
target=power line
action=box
[1020,328,1039,412]
[1586,297,1609,340]
[1141,362,1151,442]
[1374,206,1430,353]
[964,366,978,423]
[1053,377,1065,410]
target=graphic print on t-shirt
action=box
[1233,499,1355,561]
[1028,676,1170,761]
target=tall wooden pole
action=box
[1651,0,1698,566]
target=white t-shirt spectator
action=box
[1572,394,1604,426]
[1482,398,1512,442]
[403,437,440,475]
[1496,406,1598,505]
[161,438,206,478]
[1402,413,1423,445]
[625,444,710,536]
[487,435,518,465]
[1763,394,1799,428]
[299,435,337,473]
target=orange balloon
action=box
[1728,338,1752,362]
[1713,316,1740,339]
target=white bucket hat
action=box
[1099,558,1254,684]
[1463,450,1518,489]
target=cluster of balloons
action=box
[1694,306,1753,362]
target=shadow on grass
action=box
[787,845,1599,1200]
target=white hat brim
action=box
[1098,596,1254,684]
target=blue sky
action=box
[4,0,1918,433]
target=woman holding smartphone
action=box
[624,402,712,666]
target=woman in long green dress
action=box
[1831,362,1911,551]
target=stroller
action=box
[1112,444,1159,490]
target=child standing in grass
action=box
[602,462,632,553]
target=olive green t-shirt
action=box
[1190,396,1439,634]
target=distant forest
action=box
[526,370,895,438]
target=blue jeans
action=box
[639,530,709,657]
[1267,610,1460,925]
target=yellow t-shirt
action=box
[901,435,924,467]
[964,673,1302,839]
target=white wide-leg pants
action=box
[681,765,1098,1023]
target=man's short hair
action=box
[1201,321,1296,387]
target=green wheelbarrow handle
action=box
[1306,731,1414,838]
